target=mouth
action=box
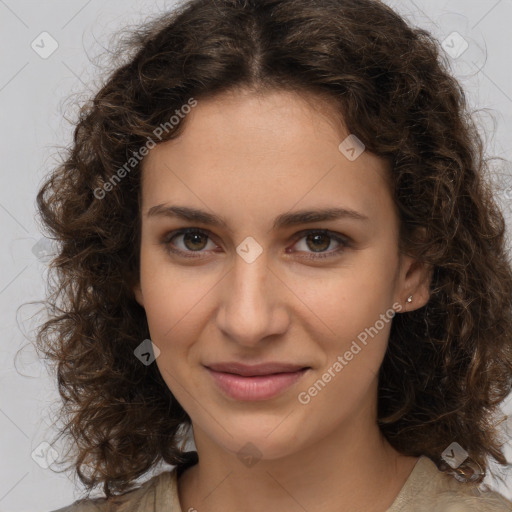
[204,362,311,401]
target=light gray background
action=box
[1,1,512,511]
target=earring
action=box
[407,295,413,303]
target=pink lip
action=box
[205,363,310,401]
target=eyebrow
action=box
[146,204,369,231]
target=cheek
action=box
[289,255,397,342]
[297,294,394,420]
[139,245,214,340]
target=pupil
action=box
[184,232,206,251]
[307,233,329,252]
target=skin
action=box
[133,87,432,512]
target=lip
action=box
[205,362,310,401]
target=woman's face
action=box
[134,88,429,461]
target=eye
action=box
[289,230,350,260]
[162,228,350,260]
[162,228,218,258]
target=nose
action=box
[215,250,290,347]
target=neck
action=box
[177,397,419,512]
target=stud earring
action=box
[407,295,413,303]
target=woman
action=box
[37,0,512,510]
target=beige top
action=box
[52,455,512,511]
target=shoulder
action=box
[427,489,512,511]
[389,456,512,512]
[48,468,180,512]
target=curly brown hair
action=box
[34,0,512,499]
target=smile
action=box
[205,366,310,401]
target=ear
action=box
[394,227,433,313]
[394,254,432,313]
[132,281,145,308]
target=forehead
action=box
[140,88,395,229]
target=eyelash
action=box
[161,228,351,260]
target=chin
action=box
[207,415,307,462]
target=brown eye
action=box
[181,231,209,251]
[291,230,350,260]
[304,233,331,252]
[162,228,350,260]
[163,228,217,258]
